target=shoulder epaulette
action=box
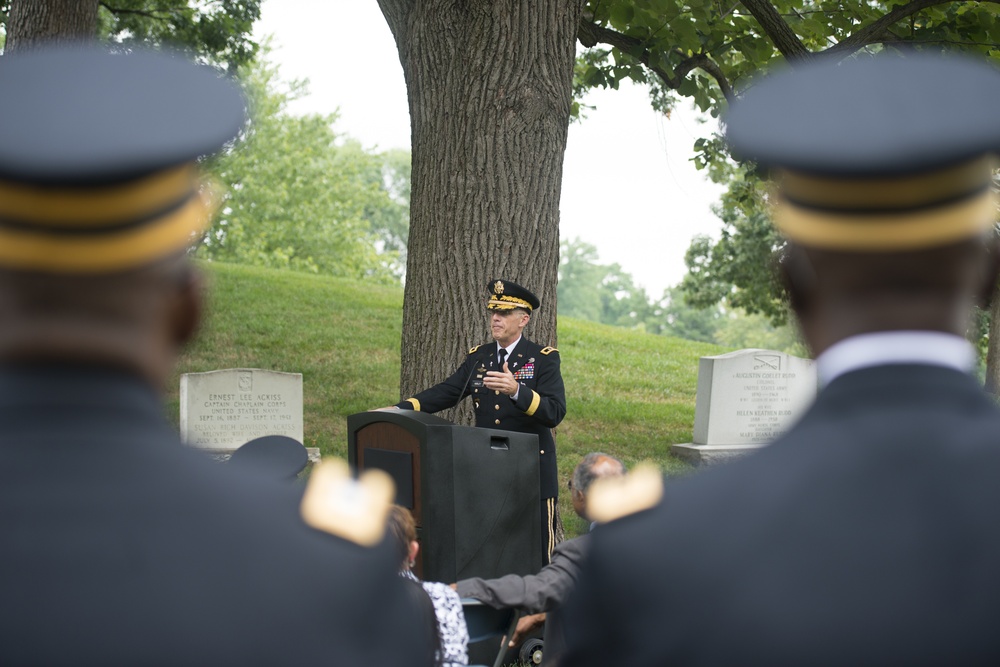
[587,463,663,523]
[468,345,481,354]
[540,346,558,355]
[301,458,395,546]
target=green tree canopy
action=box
[558,237,653,328]
[200,52,408,283]
[1,1,261,69]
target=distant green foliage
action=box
[558,237,653,328]
[199,51,409,282]
[558,237,804,354]
[681,168,789,325]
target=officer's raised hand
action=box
[484,362,518,397]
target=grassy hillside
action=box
[167,262,729,537]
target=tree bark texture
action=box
[379,0,584,423]
[6,0,99,52]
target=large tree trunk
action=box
[378,0,583,424]
[6,0,99,52]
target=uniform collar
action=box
[496,335,522,356]
[816,331,976,387]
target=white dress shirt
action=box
[816,330,976,388]
[496,336,522,400]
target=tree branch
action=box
[738,0,810,60]
[98,2,175,21]
[577,20,734,102]
[828,0,1000,55]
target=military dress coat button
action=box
[495,419,500,425]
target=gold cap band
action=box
[488,295,532,311]
[778,157,994,211]
[773,156,998,250]
[773,188,997,251]
[0,182,217,273]
[0,165,198,227]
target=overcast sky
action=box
[254,0,726,297]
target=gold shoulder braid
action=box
[587,462,664,523]
[469,345,481,354]
[540,346,558,355]
[301,458,395,546]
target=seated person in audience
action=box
[387,504,470,667]
[454,453,626,660]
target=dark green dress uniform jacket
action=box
[0,365,430,666]
[397,337,566,500]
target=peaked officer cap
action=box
[487,279,541,312]
[724,52,1000,251]
[0,45,246,273]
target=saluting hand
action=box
[484,362,518,396]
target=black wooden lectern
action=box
[347,410,541,583]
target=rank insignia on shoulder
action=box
[469,345,481,354]
[300,458,395,546]
[540,346,558,355]
[587,462,663,523]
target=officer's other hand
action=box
[484,363,516,396]
[371,406,400,412]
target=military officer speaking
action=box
[391,279,567,565]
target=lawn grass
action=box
[167,261,730,538]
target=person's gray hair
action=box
[571,452,626,496]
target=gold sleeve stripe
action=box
[405,398,421,411]
[525,390,541,416]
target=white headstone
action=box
[180,369,303,451]
[694,349,817,445]
[674,349,817,465]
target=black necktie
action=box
[497,348,507,370]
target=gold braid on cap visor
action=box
[488,295,533,311]
[0,165,216,272]
[772,156,998,251]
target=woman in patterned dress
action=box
[387,505,470,667]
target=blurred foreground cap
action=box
[0,45,246,273]
[724,52,1000,251]
[229,435,309,481]
[486,278,541,312]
